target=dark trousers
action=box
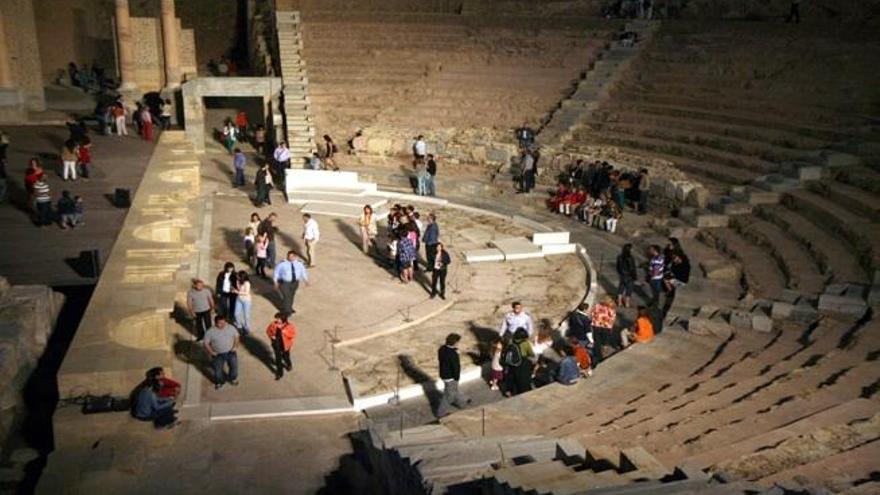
[212,351,238,384]
[266,240,276,268]
[218,293,237,322]
[425,243,438,271]
[431,268,447,297]
[272,340,292,378]
[194,310,212,340]
[255,184,271,206]
[787,2,800,23]
[505,362,533,395]
[234,168,245,186]
[637,191,648,214]
[278,280,299,313]
[153,406,177,427]
[522,169,535,192]
[35,202,52,225]
[649,278,663,307]
[78,161,90,179]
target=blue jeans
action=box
[266,240,276,268]
[212,351,238,385]
[416,175,428,195]
[426,175,436,196]
[235,298,252,334]
[234,167,245,186]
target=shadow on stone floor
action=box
[172,335,214,382]
[398,354,442,416]
[239,333,276,377]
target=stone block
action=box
[532,232,570,246]
[821,152,860,168]
[817,294,868,318]
[686,186,710,208]
[674,182,695,202]
[747,191,781,205]
[700,259,740,281]
[692,213,729,228]
[751,314,774,333]
[688,317,733,339]
[366,138,392,154]
[490,238,544,261]
[464,249,504,263]
[728,310,752,330]
[486,147,510,164]
[696,305,719,319]
[823,283,849,296]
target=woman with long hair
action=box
[358,204,378,254]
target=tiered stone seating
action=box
[563,21,876,192]
[439,317,880,492]
[301,13,613,147]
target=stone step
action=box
[809,180,880,220]
[756,205,868,284]
[734,218,827,295]
[683,398,879,470]
[784,189,880,272]
[700,228,786,300]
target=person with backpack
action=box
[503,327,535,396]
[266,312,296,380]
[436,333,470,417]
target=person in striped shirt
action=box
[33,177,53,226]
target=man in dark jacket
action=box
[436,333,470,418]
[567,303,592,348]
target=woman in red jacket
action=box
[266,312,297,380]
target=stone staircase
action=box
[276,10,316,165]
[356,422,751,495]
[538,20,659,150]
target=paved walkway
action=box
[0,125,155,286]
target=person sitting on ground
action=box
[604,198,622,234]
[555,346,580,385]
[308,152,323,170]
[566,303,592,348]
[547,183,568,213]
[662,252,691,314]
[621,306,655,347]
[133,375,178,428]
[569,336,592,376]
[57,190,77,230]
[573,191,593,222]
[564,186,587,217]
[146,366,181,400]
[589,296,618,365]
[583,193,605,227]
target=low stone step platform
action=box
[288,191,387,208]
[208,395,352,420]
[300,202,389,219]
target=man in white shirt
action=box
[499,301,534,337]
[302,214,320,267]
[273,142,291,180]
[413,135,427,165]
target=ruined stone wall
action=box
[0,0,45,111]
[131,17,163,92]
[33,0,116,85]
[0,277,64,471]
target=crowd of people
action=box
[546,159,650,235]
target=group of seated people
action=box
[547,159,648,234]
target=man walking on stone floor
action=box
[232,148,247,187]
[187,279,215,341]
[301,214,320,267]
[436,333,471,418]
[274,250,310,314]
[258,212,279,268]
[266,312,296,380]
[273,142,291,181]
[204,315,239,390]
